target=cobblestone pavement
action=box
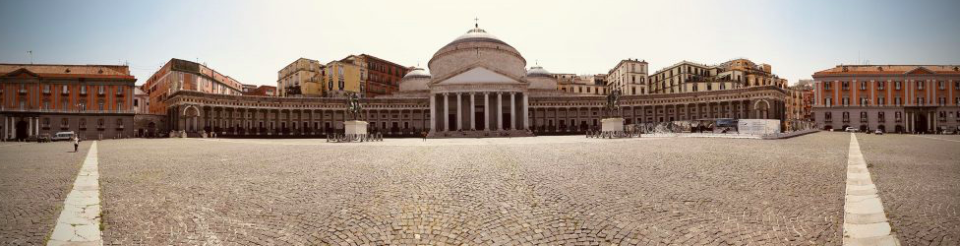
[857,133,960,246]
[93,133,851,245]
[0,141,90,245]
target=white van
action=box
[52,131,75,141]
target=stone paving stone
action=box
[93,134,850,245]
[857,133,960,246]
[0,141,90,245]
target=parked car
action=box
[874,129,883,135]
[37,133,52,142]
[845,127,858,132]
[52,131,75,141]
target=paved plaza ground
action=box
[857,134,960,246]
[0,141,91,244]
[0,132,957,245]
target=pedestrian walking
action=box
[421,131,427,141]
[72,136,79,152]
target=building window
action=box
[917,81,924,90]
[43,101,50,110]
[895,112,902,123]
[860,82,867,90]
[61,118,69,128]
[938,81,945,90]
[878,112,885,123]
[878,81,885,90]
[895,81,901,90]
[842,81,849,90]
[860,112,868,123]
[98,101,104,111]
[117,87,124,95]
[895,97,901,106]
[842,112,850,123]
[80,86,87,94]
[824,112,833,121]
[117,102,123,112]
[98,118,105,128]
[824,82,831,90]
[42,118,50,128]
[43,84,51,94]
[80,118,87,129]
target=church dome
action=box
[403,68,431,79]
[526,65,558,90]
[399,68,431,92]
[429,25,527,81]
[526,66,552,78]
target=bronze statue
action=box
[605,88,621,118]
[347,93,363,121]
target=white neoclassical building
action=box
[422,26,534,136]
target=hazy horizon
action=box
[2,0,960,86]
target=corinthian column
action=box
[443,93,449,131]
[457,93,463,130]
[429,94,436,132]
[470,92,476,130]
[484,92,490,131]
[497,92,503,130]
[510,92,516,130]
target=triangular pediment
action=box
[434,67,520,85]
[905,67,935,75]
[2,68,40,78]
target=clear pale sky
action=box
[2,0,959,86]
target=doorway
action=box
[915,114,928,133]
[15,120,27,140]
[448,114,457,131]
[474,111,485,130]
[502,113,512,130]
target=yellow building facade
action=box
[322,59,363,97]
[277,58,324,97]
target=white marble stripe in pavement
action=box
[842,133,899,246]
[48,141,102,246]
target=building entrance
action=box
[915,114,928,133]
[15,120,27,140]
